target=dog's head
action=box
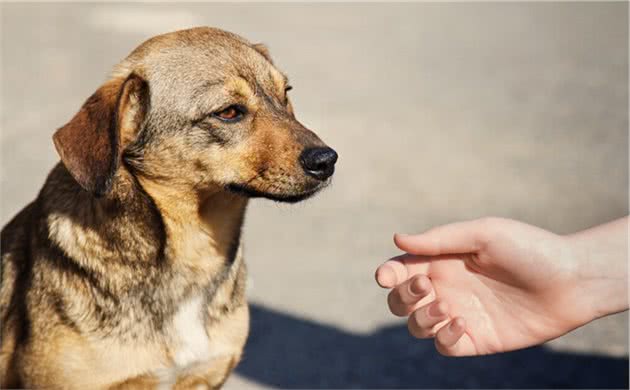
[53,27,337,203]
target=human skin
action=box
[375,217,628,356]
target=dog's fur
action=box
[0,27,335,388]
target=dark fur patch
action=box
[2,200,38,346]
[48,290,79,332]
[1,200,38,389]
[226,183,320,203]
[129,173,167,266]
[43,238,118,305]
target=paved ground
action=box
[2,3,628,388]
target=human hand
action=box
[375,217,628,356]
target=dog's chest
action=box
[169,294,212,366]
[79,295,224,387]
[153,294,234,383]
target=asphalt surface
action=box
[1,3,628,388]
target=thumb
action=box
[394,220,486,256]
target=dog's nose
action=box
[300,147,338,180]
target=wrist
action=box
[564,227,628,323]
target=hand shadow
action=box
[236,303,629,388]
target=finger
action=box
[407,300,450,338]
[394,220,488,256]
[398,274,432,305]
[375,259,409,288]
[435,317,466,356]
[387,274,434,316]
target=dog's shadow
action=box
[236,303,629,388]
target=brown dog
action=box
[0,27,337,389]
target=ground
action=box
[1,3,628,388]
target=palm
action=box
[404,235,578,355]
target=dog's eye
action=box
[285,85,293,93]
[213,105,245,122]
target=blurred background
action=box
[1,2,628,388]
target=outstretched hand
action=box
[375,217,628,356]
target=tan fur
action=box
[1,27,336,388]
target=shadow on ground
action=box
[237,304,629,388]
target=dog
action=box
[0,27,337,389]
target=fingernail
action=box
[376,265,396,287]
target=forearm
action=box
[565,217,628,320]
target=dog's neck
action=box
[136,177,248,275]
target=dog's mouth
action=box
[226,182,327,203]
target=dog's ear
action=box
[53,73,149,196]
[252,43,273,64]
